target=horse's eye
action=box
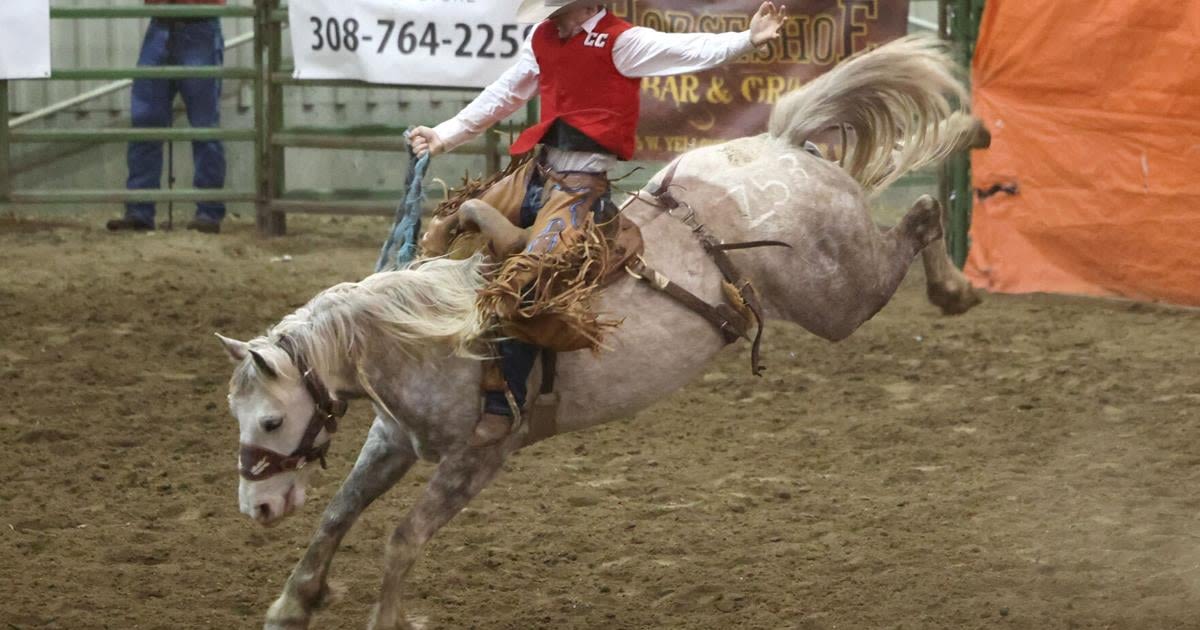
[261,417,284,432]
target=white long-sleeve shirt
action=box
[432,9,756,173]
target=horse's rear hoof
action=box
[904,195,945,249]
[928,280,983,315]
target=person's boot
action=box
[186,219,221,234]
[419,213,458,255]
[469,412,514,447]
[106,217,154,232]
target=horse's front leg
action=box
[265,417,418,630]
[368,440,513,630]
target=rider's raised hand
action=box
[407,126,445,158]
[750,2,788,47]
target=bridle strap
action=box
[238,336,348,481]
[238,441,331,482]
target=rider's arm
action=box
[430,39,540,153]
[612,3,784,77]
[611,27,756,78]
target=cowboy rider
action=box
[408,1,790,445]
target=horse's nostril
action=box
[256,503,272,521]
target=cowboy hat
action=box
[516,0,590,24]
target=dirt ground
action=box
[2,211,1199,630]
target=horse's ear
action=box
[216,333,248,363]
[249,350,279,380]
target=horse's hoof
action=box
[266,594,312,630]
[905,195,944,248]
[928,281,983,316]
[312,580,346,611]
[366,605,428,630]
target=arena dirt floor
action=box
[2,210,1199,630]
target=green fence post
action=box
[937,0,951,240]
[263,0,286,235]
[949,0,968,268]
[485,130,500,175]
[253,0,268,233]
[952,0,982,268]
[938,0,980,269]
[0,81,10,207]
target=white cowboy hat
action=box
[516,0,589,24]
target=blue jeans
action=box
[125,18,226,225]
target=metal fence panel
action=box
[4,2,967,237]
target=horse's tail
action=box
[768,35,974,196]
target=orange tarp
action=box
[966,0,1200,306]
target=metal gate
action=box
[2,2,978,246]
[0,1,527,236]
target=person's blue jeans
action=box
[125,17,226,226]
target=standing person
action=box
[107,0,227,234]
[408,1,789,444]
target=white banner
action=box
[0,0,51,79]
[288,0,533,88]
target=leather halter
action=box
[237,336,348,481]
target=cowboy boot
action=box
[469,412,515,448]
[420,213,459,256]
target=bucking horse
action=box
[217,36,983,630]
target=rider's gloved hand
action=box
[407,126,445,158]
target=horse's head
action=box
[211,258,489,526]
[217,334,345,527]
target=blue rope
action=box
[375,150,431,272]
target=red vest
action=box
[510,13,642,160]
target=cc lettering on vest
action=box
[583,32,609,48]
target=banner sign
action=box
[612,0,910,159]
[288,0,529,88]
[288,0,908,158]
[0,0,51,80]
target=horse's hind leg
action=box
[920,199,982,314]
[265,417,418,630]
[838,194,947,336]
[762,195,949,341]
[368,441,512,630]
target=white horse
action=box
[218,36,981,630]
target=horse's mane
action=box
[234,256,489,396]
